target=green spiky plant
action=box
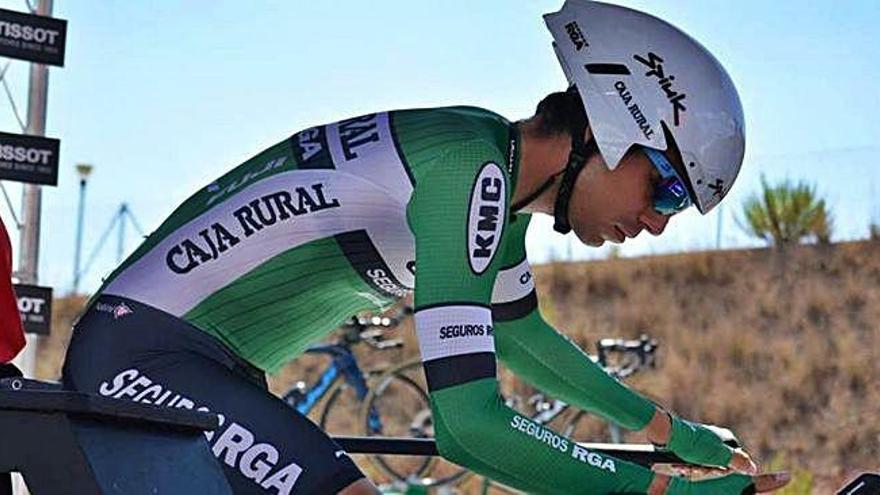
[739,176,834,249]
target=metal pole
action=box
[73,164,92,293]
[716,203,724,250]
[14,0,54,380]
[116,204,127,263]
[72,177,84,291]
[13,1,55,491]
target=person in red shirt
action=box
[0,215,24,366]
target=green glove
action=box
[666,473,755,495]
[665,414,734,467]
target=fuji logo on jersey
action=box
[467,162,506,274]
[205,156,289,206]
[167,183,341,274]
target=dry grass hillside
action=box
[35,240,880,493]
[532,242,880,492]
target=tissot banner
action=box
[0,8,67,67]
[0,131,60,186]
[13,284,51,335]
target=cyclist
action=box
[63,1,789,494]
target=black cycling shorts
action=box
[62,295,365,495]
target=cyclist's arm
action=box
[491,218,742,474]
[489,218,656,430]
[407,139,656,494]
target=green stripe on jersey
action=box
[392,107,512,185]
[185,236,392,372]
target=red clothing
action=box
[0,216,24,362]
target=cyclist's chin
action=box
[575,230,606,248]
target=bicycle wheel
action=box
[319,383,363,435]
[361,359,470,487]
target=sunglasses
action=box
[642,147,693,216]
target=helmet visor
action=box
[643,147,692,216]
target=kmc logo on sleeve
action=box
[467,162,506,275]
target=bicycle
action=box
[279,306,436,484]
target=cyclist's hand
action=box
[648,409,759,474]
[650,471,791,494]
[729,448,758,475]
[753,472,791,492]
[663,415,742,469]
[700,424,757,474]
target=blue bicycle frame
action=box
[282,342,383,433]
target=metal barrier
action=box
[0,366,684,494]
[0,376,232,495]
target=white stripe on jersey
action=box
[327,112,414,205]
[415,305,496,362]
[491,257,534,304]
[105,169,414,316]
[105,112,420,315]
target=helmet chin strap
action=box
[553,128,599,234]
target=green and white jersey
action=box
[94,105,728,494]
[97,107,528,373]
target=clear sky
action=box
[0,0,877,294]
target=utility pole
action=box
[117,203,127,263]
[15,0,54,378]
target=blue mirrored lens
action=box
[643,148,692,216]
[653,177,691,215]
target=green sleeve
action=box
[407,139,656,494]
[489,216,656,430]
[495,311,656,429]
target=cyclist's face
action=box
[568,148,671,247]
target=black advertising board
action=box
[0,8,67,67]
[0,131,60,186]
[13,284,51,335]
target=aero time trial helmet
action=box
[544,0,745,214]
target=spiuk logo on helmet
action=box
[633,52,687,126]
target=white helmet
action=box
[544,0,745,214]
